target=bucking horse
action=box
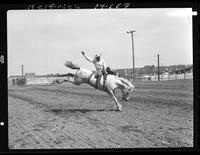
[52,61,134,111]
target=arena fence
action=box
[8,76,67,86]
[136,72,193,81]
[8,71,193,86]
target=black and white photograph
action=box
[5,5,195,150]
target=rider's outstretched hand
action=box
[81,51,85,55]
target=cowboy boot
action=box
[95,77,98,89]
[103,74,107,90]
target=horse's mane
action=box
[117,77,132,86]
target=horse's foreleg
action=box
[52,79,67,84]
[108,89,122,111]
[65,77,76,84]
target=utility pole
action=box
[157,54,160,82]
[21,65,24,77]
[161,62,163,81]
[127,30,136,81]
[124,68,127,79]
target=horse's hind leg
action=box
[108,89,122,111]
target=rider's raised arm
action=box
[82,53,93,63]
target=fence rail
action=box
[8,76,67,86]
[8,72,193,86]
[135,72,193,81]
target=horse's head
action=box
[120,78,134,91]
[120,78,134,101]
[122,89,130,101]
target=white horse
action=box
[53,61,134,111]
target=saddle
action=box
[87,72,107,90]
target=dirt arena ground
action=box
[8,79,193,149]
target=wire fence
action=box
[8,70,193,86]
[128,72,193,81]
[8,76,67,86]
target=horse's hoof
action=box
[122,97,129,102]
[117,106,122,111]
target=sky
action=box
[7,8,193,76]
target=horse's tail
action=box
[64,61,80,70]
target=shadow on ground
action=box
[44,108,119,119]
[50,108,118,115]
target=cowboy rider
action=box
[81,51,107,88]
